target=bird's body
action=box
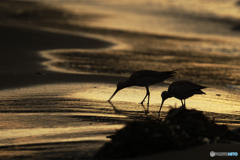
[159,81,206,113]
[108,70,176,105]
[124,70,174,87]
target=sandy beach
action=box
[1,1,240,159]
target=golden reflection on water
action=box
[0,124,124,146]
[72,83,240,115]
[0,82,239,116]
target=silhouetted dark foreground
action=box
[94,106,240,159]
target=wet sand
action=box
[1,1,240,160]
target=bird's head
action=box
[116,82,126,91]
[108,82,126,102]
[158,91,172,114]
[161,91,172,102]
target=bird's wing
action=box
[128,71,151,86]
[130,70,175,82]
[168,81,206,95]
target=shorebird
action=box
[159,80,206,113]
[108,70,176,105]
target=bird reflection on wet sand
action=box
[108,101,149,115]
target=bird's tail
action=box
[196,90,206,95]
[163,70,177,79]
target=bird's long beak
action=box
[108,89,119,102]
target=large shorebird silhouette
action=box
[158,80,206,114]
[108,70,176,105]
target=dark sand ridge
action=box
[0,25,128,90]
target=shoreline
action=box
[0,24,126,90]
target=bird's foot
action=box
[181,105,186,109]
[144,110,149,115]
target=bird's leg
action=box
[140,94,147,104]
[147,87,150,105]
[181,100,184,106]
[140,87,150,104]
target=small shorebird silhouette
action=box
[108,70,176,105]
[158,80,206,114]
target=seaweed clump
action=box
[94,106,240,159]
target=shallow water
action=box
[0,123,124,146]
[0,84,126,159]
[2,82,237,115]
[33,0,240,39]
